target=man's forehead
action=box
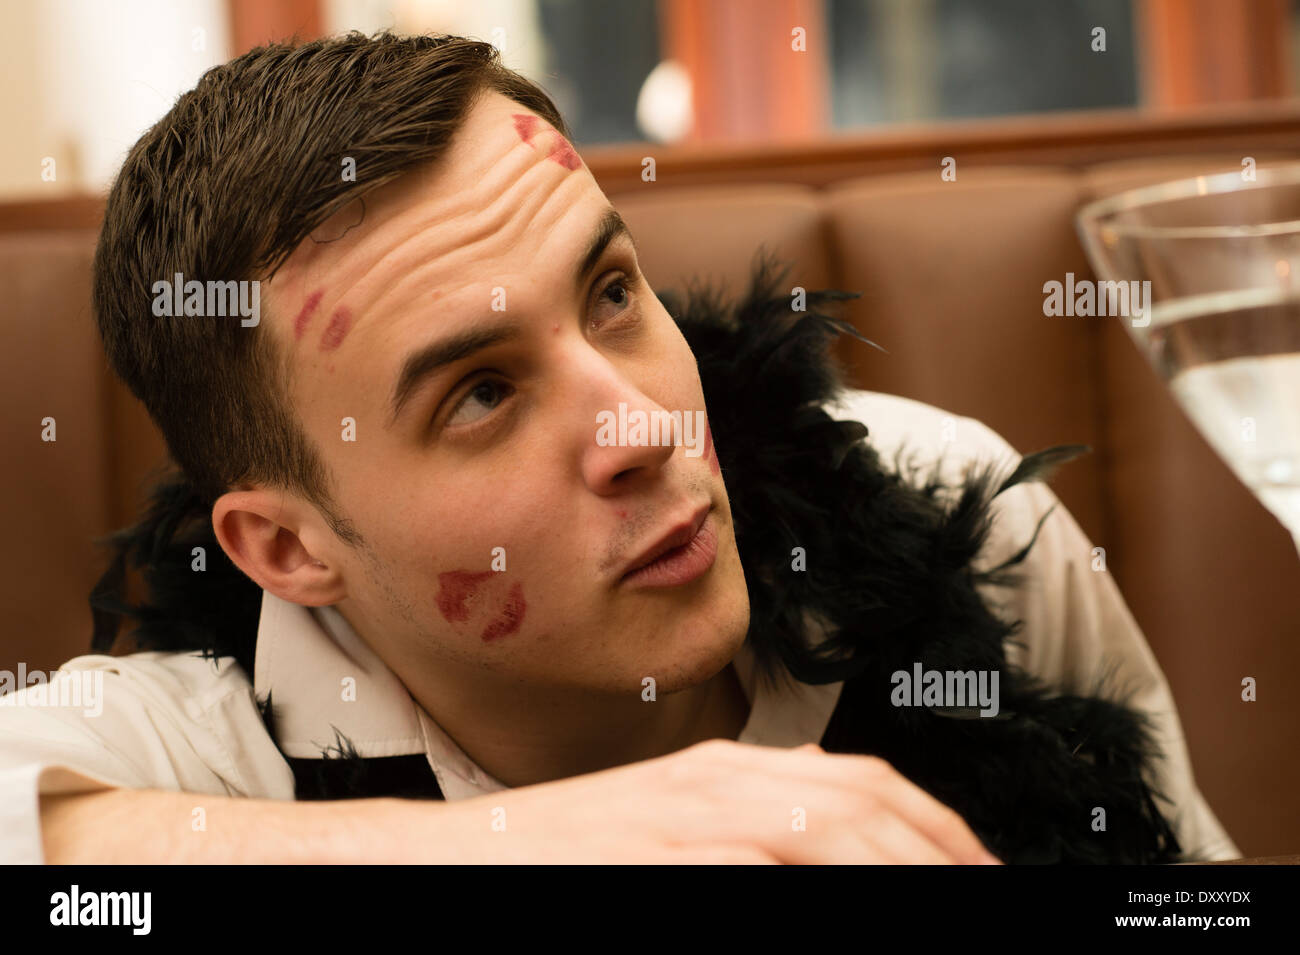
[272,91,566,279]
[263,91,589,352]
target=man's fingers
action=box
[869,773,999,864]
[704,742,997,864]
[855,807,959,864]
[770,818,951,864]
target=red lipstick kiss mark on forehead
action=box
[293,289,324,341]
[319,307,353,352]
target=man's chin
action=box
[629,589,750,695]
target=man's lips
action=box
[619,502,716,587]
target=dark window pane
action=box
[534,0,661,145]
[828,0,1137,128]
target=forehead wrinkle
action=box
[267,127,547,349]
[292,134,580,359]
[342,137,539,282]
[371,170,587,323]
[333,162,590,358]
[341,112,561,281]
[268,102,555,294]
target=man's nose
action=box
[581,398,678,495]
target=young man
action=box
[1,32,1235,864]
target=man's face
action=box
[259,89,749,700]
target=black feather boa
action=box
[89,251,1186,864]
[668,251,1185,864]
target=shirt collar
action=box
[253,590,843,800]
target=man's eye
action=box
[591,273,636,328]
[446,378,513,428]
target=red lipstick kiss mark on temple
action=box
[293,289,323,340]
[512,113,539,145]
[436,571,526,642]
[546,137,582,170]
[320,307,352,352]
[512,112,581,170]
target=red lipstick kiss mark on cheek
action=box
[512,113,539,144]
[319,307,353,352]
[546,137,582,170]
[435,570,494,622]
[480,583,526,642]
[293,289,324,341]
[704,425,721,475]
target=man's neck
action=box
[696,659,752,744]
[413,660,754,789]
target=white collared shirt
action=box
[0,389,1241,863]
[255,583,842,800]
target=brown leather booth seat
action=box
[3,153,1298,856]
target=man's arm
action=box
[7,638,1001,863]
[38,742,1004,864]
[39,788,442,864]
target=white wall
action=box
[0,0,554,200]
[1,0,229,199]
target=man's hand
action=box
[434,739,1002,864]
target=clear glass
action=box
[1077,164,1300,558]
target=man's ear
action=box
[211,488,347,607]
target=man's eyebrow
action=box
[387,206,637,428]
[388,323,521,426]
[576,206,636,293]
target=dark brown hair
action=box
[92,31,570,542]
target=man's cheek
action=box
[435,569,528,643]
